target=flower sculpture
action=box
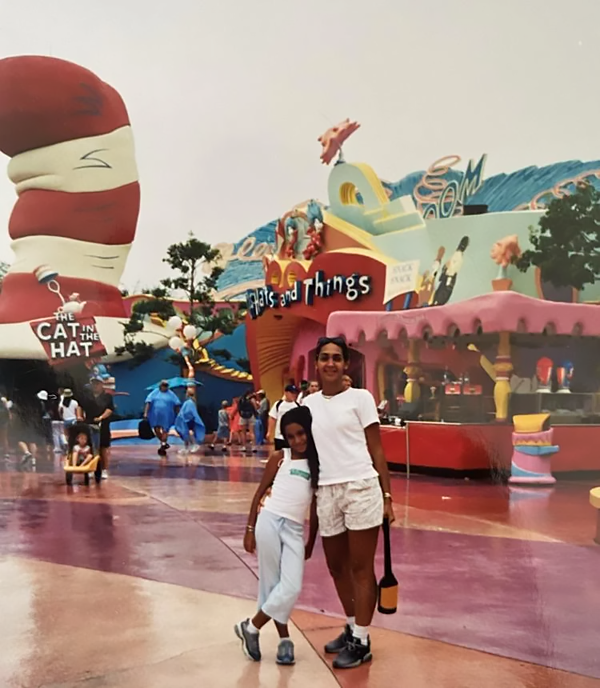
[490,234,522,290]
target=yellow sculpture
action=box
[403,340,421,403]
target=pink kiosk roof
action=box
[326,292,600,342]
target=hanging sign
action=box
[383,260,420,304]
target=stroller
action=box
[63,422,101,486]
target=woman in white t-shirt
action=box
[302,336,395,670]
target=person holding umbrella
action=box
[144,380,180,457]
[175,385,205,457]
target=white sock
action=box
[353,624,369,645]
[247,620,260,635]
[346,616,356,630]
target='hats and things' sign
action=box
[247,270,372,319]
[31,312,106,363]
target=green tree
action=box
[513,182,600,291]
[161,236,223,322]
[117,235,242,367]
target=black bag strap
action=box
[382,517,393,577]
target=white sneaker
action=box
[190,444,200,454]
[101,469,109,480]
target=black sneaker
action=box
[157,446,167,457]
[324,624,353,654]
[333,637,372,669]
[276,638,295,665]
[234,619,261,661]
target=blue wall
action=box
[206,323,249,371]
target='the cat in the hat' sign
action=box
[30,312,106,363]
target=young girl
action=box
[174,386,205,456]
[235,406,319,666]
[72,430,94,469]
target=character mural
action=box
[0,56,145,363]
[432,236,470,306]
[417,246,445,307]
[273,200,325,263]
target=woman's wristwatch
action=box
[383,492,393,501]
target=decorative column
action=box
[404,339,421,404]
[493,331,513,421]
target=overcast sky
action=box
[1,0,599,289]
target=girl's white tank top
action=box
[262,448,313,525]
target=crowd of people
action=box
[0,376,114,478]
[142,378,326,459]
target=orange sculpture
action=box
[318,119,360,165]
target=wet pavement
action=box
[1,447,599,687]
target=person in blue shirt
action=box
[175,386,205,456]
[144,380,180,457]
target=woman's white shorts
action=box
[317,477,383,538]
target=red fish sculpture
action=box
[318,118,360,165]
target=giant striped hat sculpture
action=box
[0,56,150,363]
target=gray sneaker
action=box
[276,639,295,665]
[234,619,261,661]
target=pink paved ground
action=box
[1,446,599,687]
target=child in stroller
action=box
[64,422,101,486]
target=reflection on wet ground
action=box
[1,446,599,687]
